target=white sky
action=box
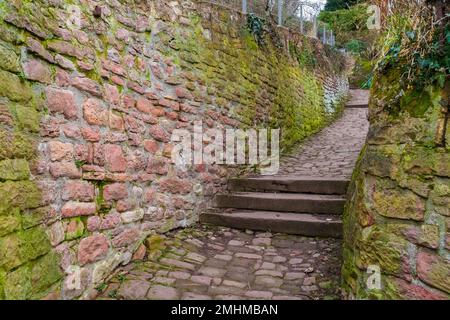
[299,0,327,20]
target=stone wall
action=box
[0,0,348,299]
[342,70,450,299]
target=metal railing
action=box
[207,0,336,46]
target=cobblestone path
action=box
[96,91,369,300]
[277,107,369,178]
[97,226,342,300]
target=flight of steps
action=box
[345,89,370,109]
[200,177,349,238]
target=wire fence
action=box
[206,0,336,46]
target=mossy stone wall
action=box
[0,0,349,299]
[342,68,450,299]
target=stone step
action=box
[229,176,349,195]
[215,192,345,214]
[345,103,368,109]
[201,210,342,238]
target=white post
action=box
[242,0,247,14]
[323,26,327,44]
[278,0,283,26]
[300,4,304,33]
[313,15,318,38]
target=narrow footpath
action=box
[96,90,370,300]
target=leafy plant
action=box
[74,159,86,168]
[345,39,367,54]
[325,0,362,12]
[289,42,317,69]
[117,274,127,283]
[108,289,118,299]
[247,13,266,46]
[375,3,450,91]
[95,283,107,292]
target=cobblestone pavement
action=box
[277,108,369,178]
[96,225,342,300]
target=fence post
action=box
[300,4,304,33]
[242,0,247,15]
[323,26,327,44]
[278,0,283,26]
[313,15,318,38]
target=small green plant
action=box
[247,13,266,46]
[95,283,107,292]
[117,274,127,283]
[74,159,86,168]
[345,39,367,54]
[108,289,118,299]
[289,42,317,69]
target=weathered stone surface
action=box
[147,285,179,300]
[45,87,77,119]
[49,161,81,178]
[416,250,450,294]
[22,59,52,84]
[47,221,64,246]
[65,218,85,240]
[158,177,193,194]
[61,202,96,218]
[62,181,95,201]
[368,177,425,221]
[0,213,21,237]
[0,40,20,73]
[0,159,30,180]
[254,276,283,287]
[103,183,128,201]
[104,144,127,172]
[0,181,41,214]
[403,224,440,249]
[384,276,448,300]
[48,141,73,161]
[0,70,32,102]
[343,65,450,299]
[78,234,109,265]
[112,228,140,248]
[121,209,144,224]
[357,225,410,276]
[0,226,51,271]
[118,280,150,300]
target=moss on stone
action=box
[65,217,85,241]
[3,250,62,300]
[168,13,345,152]
[0,232,22,271]
[0,69,33,102]
[0,225,51,272]
[9,103,41,133]
[29,251,63,298]
[22,207,47,229]
[3,263,32,299]
[357,224,409,275]
[369,177,425,221]
[0,39,20,73]
[0,158,30,181]
[0,208,21,237]
[0,180,41,215]
[0,129,36,161]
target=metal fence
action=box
[207,0,336,46]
